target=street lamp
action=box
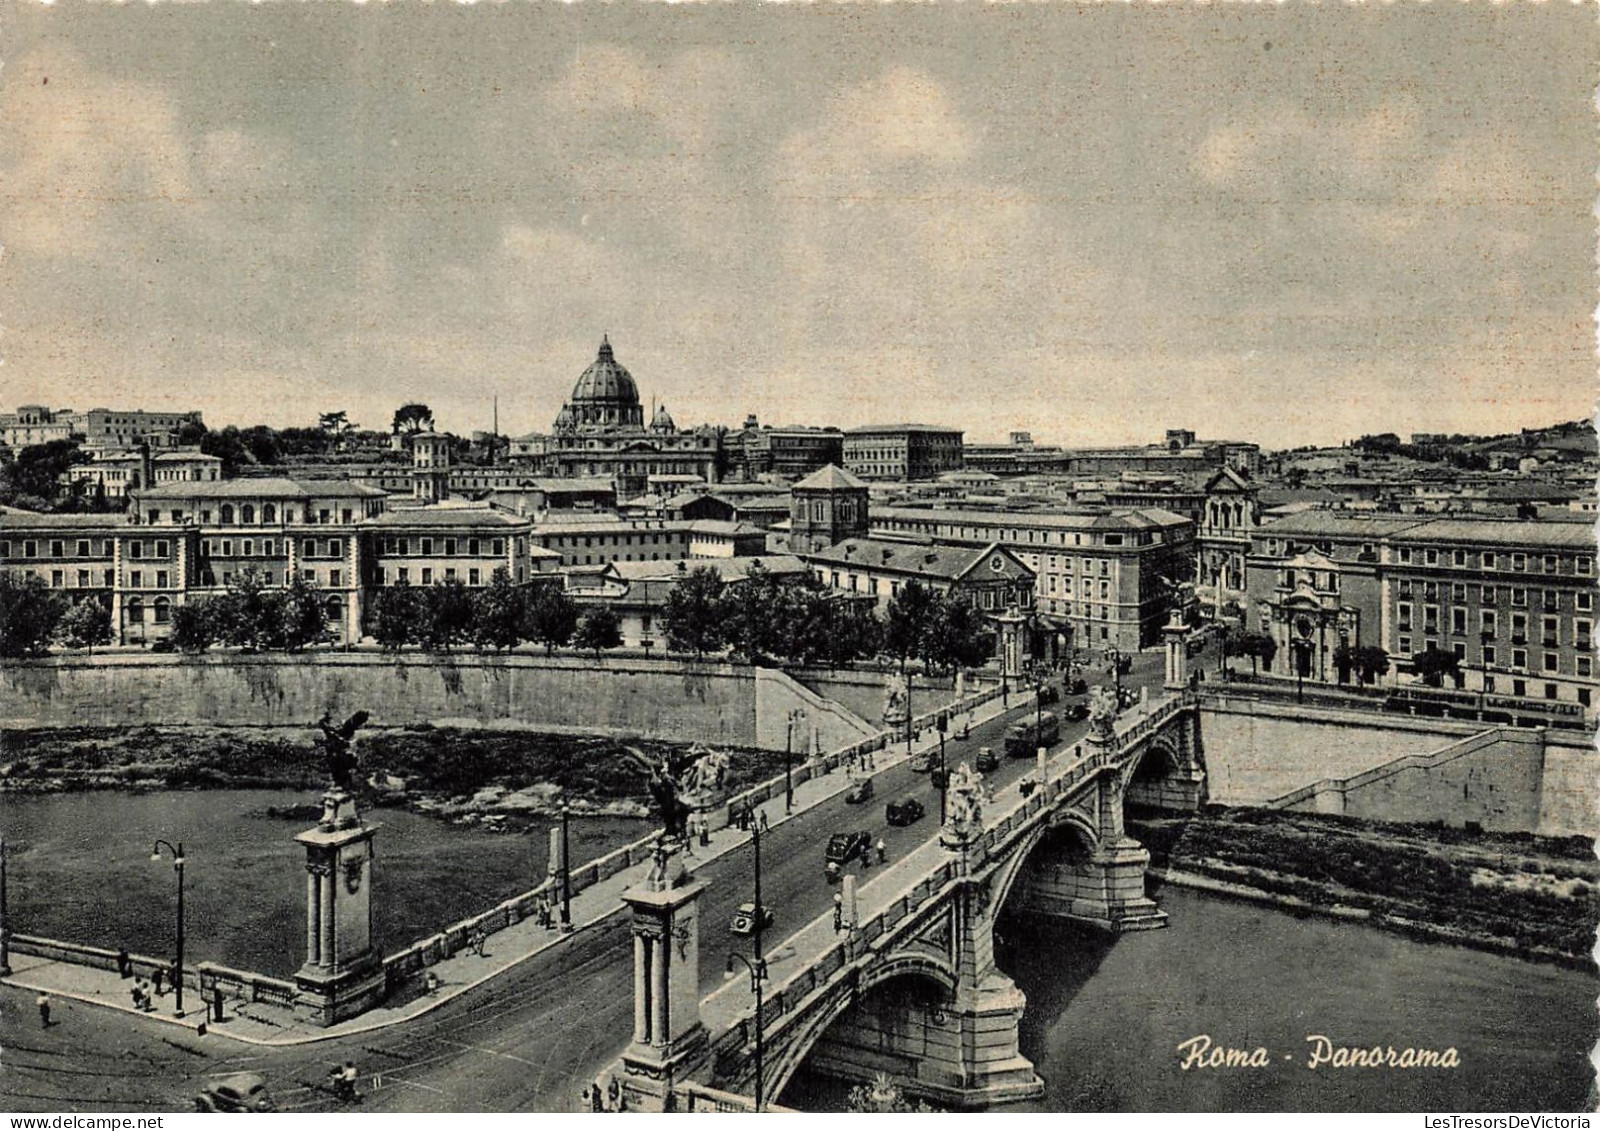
[785,708,806,814]
[724,952,769,1111]
[0,835,11,977]
[724,817,768,1110]
[1218,623,1231,676]
[559,802,572,930]
[149,839,186,1016]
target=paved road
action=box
[0,650,1173,1113]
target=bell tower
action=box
[789,464,870,555]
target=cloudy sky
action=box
[3,3,1594,447]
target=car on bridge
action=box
[1004,711,1060,758]
[885,798,925,826]
[975,746,999,773]
[844,777,875,804]
[1036,684,1061,706]
[195,1073,275,1113]
[909,749,935,772]
[825,831,873,881]
[730,902,775,936]
[1063,702,1089,722]
[1067,677,1089,696]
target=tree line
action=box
[0,574,114,658]
[661,564,994,672]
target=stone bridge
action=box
[615,689,1207,1111]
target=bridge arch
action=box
[767,960,957,1104]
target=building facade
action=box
[843,425,964,482]
[868,505,1196,653]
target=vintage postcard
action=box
[1,0,1595,1118]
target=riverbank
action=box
[0,725,789,828]
[1128,806,1598,967]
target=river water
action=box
[3,789,644,978]
[784,883,1598,1112]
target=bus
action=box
[1004,711,1059,757]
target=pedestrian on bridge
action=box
[36,993,51,1029]
[758,808,770,834]
[832,893,844,934]
[876,839,888,865]
[116,949,132,979]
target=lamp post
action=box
[724,952,768,1111]
[0,835,11,977]
[1112,648,1124,707]
[725,817,768,1111]
[560,802,572,930]
[1218,623,1230,676]
[149,839,185,1016]
[785,708,806,814]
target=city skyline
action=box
[4,4,1593,448]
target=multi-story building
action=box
[367,505,555,589]
[1,406,75,449]
[867,505,1196,653]
[1387,519,1596,717]
[724,417,845,482]
[1244,511,1598,722]
[1194,467,1261,612]
[530,516,691,568]
[77,408,203,452]
[843,424,964,482]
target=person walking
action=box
[36,993,51,1029]
[758,808,770,834]
[832,893,844,933]
[876,839,888,865]
[116,949,132,979]
[152,966,166,996]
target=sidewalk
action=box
[2,692,1022,1047]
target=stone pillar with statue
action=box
[617,747,714,1112]
[295,711,386,1026]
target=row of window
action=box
[144,504,371,526]
[382,536,508,557]
[1394,636,1592,685]
[1397,582,1594,611]
[387,566,528,585]
[541,533,676,550]
[879,520,1159,550]
[1396,604,1593,646]
[1396,547,1594,574]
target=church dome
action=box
[559,336,644,429]
[650,402,677,433]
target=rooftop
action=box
[133,477,388,500]
[0,510,130,530]
[1394,518,1598,550]
[793,464,870,492]
[874,504,1193,532]
[367,505,530,529]
[804,537,1029,581]
[844,423,964,436]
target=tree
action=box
[370,581,420,652]
[319,410,352,435]
[176,418,208,447]
[0,439,89,508]
[1411,645,1461,689]
[392,403,435,435]
[472,568,525,651]
[827,599,881,668]
[419,578,474,652]
[926,595,993,674]
[1229,631,1277,676]
[884,580,938,673]
[1353,645,1390,686]
[277,574,328,651]
[170,600,220,653]
[721,561,781,662]
[575,605,623,660]
[1332,643,1355,685]
[521,583,579,655]
[663,566,725,659]
[0,574,67,658]
[56,598,112,651]
[212,569,283,650]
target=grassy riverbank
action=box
[0,725,787,825]
[1128,806,1599,966]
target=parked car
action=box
[826,831,873,880]
[975,746,999,773]
[730,902,775,936]
[886,798,926,826]
[1067,678,1089,696]
[1063,702,1089,722]
[845,777,875,804]
[910,749,934,772]
[196,1074,275,1113]
[1036,684,1061,706]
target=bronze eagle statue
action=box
[317,710,370,791]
